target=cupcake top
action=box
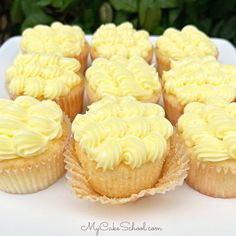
[86,55,161,102]
[7,53,82,99]
[163,56,236,106]
[20,22,86,57]
[178,97,236,162]
[156,25,218,60]
[92,22,152,59]
[72,96,173,170]
[0,96,63,160]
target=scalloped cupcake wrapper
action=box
[64,131,189,205]
[0,116,71,194]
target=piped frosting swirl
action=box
[163,56,236,106]
[20,22,85,57]
[86,55,161,102]
[156,25,218,60]
[72,96,173,170]
[7,53,81,99]
[92,22,152,59]
[178,97,236,162]
[0,96,63,160]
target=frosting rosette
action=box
[86,55,161,102]
[7,53,82,99]
[20,22,85,57]
[91,22,152,59]
[156,25,218,60]
[178,98,236,162]
[163,56,236,106]
[72,96,173,170]
[0,96,63,160]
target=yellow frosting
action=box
[86,55,161,101]
[0,96,63,160]
[72,96,173,170]
[178,98,236,162]
[92,22,152,59]
[163,56,236,106]
[156,25,218,60]
[20,22,85,57]
[7,53,81,99]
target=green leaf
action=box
[109,0,138,13]
[21,0,34,16]
[100,2,113,23]
[139,0,161,32]
[218,16,236,39]
[21,9,54,31]
[114,11,129,24]
[168,8,181,24]
[159,0,179,8]
[37,0,53,7]
[10,0,24,23]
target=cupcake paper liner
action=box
[74,41,89,74]
[0,117,71,194]
[64,131,189,205]
[185,147,236,198]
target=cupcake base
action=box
[163,92,183,125]
[64,131,189,204]
[90,47,153,64]
[185,145,236,198]
[0,119,70,194]
[155,48,171,77]
[75,42,89,74]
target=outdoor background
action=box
[0,0,236,45]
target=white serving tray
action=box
[0,36,236,236]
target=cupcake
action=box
[20,22,89,73]
[91,22,153,63]
[85,55,161,104]
[156,25,218,76]
[162,56,236,124]
[177,98,236,198]
[0,96,70,194]
[6,53,84,120]
[70,96,173,198]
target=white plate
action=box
[0,36,236,236]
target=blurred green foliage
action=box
[0,0,236,45]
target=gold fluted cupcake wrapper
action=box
[64,131,189,205]
[0,116,71,194]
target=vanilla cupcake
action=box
[0,96,70,194]
[91,22,153,63]
[6,53,84,120]
[20,22,89,73]
[156,25,218,76]
[178,97,236,198]
[162,56,236,124]
[85,55,161,104]
[70,96,173,198]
